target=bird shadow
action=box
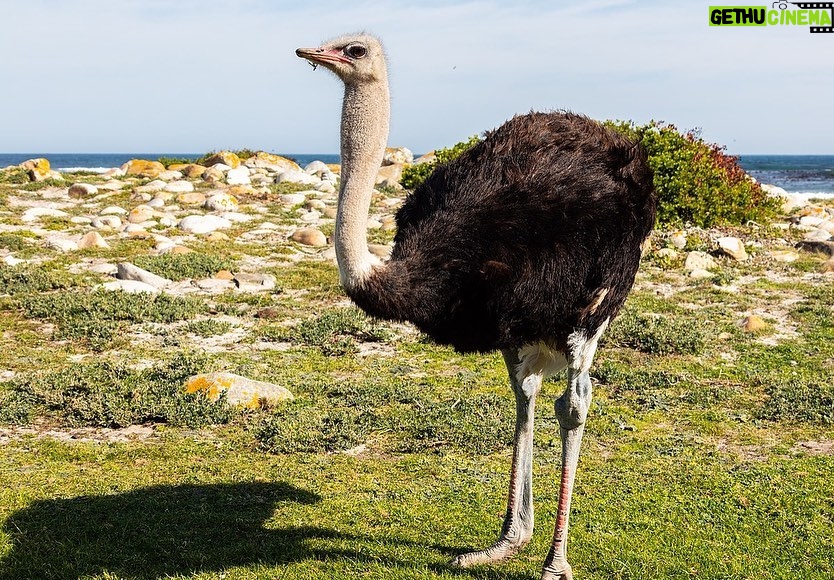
[0,481,533,579]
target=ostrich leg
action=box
[450,349,542,567]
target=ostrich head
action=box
[296,33,386,84]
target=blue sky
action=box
[1,0,831,154]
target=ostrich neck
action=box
[336,77,390,291]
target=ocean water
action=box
[0,153,340,174]
[1,153,832,198]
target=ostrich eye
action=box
[345,45,367,59]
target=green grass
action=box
[132,253,237,281]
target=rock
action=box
[135,180,167,194]
[300,210,322,223]
[688,268,714,280]
[206,232,229,242]
[304,160,330,175]
[322,207,338,219]
[158,170,183,181]
[290,227,327,247]
[101,279,159,293]
[166,245,193,255]
[234,273,276,293]
[122,159,165,178]
[276,170,320,185]
[215,269,235,280]
[823,259,834,273]
[803,228,833,242]
[181,164,208,178]
[226,167,251,186]
[88,263,118,276]
[669,230,687,250]
[204,193,239,212]
[193,278,234,292]
[177,191,207,206]
[741,315,767,333]
[178,214,233,234]
[128,205,156,224]
[68,183,98,198]
[716,237,748,261]
[101,206,128,216]
[92,215,122,229]
[656,248,678,259]
[684,251,717,272]
[164,180,195,194]
[375,163,404,188]
[366,218,382,229]
[203,151,241,169]
[201,167,224,183]
[244,152,301,173]
[280,193,306,206]
[413,152,436,165]
[383,147,413,165]
[20,158,53,181]
[116,262,171,289]
[45,236,79,252]
[369,244,392,259]
[3,256,26,267]
[78,231,109,249]
[770,249,800,263]
[71,216,92,226]
[147,197,166,208]
[818,221,834,236]
[220,212,254,223]
[184,372,293,408]
[317,181,337,194]
[21,207,69,222]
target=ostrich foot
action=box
[449,537,529,568]
[541,561,573,580]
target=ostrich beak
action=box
[296,46,350,68]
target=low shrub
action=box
[400,135,480,190]
[133,253,236,281]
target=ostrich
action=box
[296,33,656,580]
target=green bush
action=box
[607,121,779,227]
[0,264,78,295]
[757,378,834,425]
[266,307,395,356]
[606,308,706,355]
[400,135,480,190]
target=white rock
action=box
[316,182,336,194]
[226,167,251,186]
[276,170,320,185]
[146,197,166,208]
[669,230,687,250]
[384,147,413,165]
[100,279,159,294]
[220,212,255,223]
[280,193,306,206]
[204,193,239,212]
[78,231,109,249]
[135,180,167,194]
[209,163,232,173]
[716,237,748,261]
[178,214,233,234]
[158,215,179,228]
[158,170,183,181]
[21,207,69,222]
[116,262,171,289]
[800,215,824,228]
[88,263,118,275]
[300,210,322,223]
[304,160,330,175]
[184,372,293,407]
[100,206,128,216]
[164,180,195,194]
[804,228,833,242]
[45,236,79,252]
[684,251,717,272]
[3,255,26,266]
[71,216,92,225]
[93,216,123,229]
[689,268,714,280]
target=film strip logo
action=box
[779,1,834,32]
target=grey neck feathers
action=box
[335,73,390,291]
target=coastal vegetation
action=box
[0,141,832,579]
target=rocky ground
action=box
[0,149,833,428]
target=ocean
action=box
[1,153,832,198]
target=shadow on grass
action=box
[0,481,533,579]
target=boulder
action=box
[226,166,251,186]
[203,151,241,169]
[243,152,301,174]
[100,279,160,294]
[684,251,717,272]
[375,163,404,188]
[78,231,109,250]
[178,214,233,234]
[20,158,53,181]
[21,207,69,222]
[413,152,437,165]
[164,181,195,194]
[116,262,171,289]
[184,372,294,408]
[233,272,276,293]
[68,183,98,198]
[180,164,208,179]
[383,146,413,165]
[741,315,767,333]
[122,159,166,178]
[128,205,156,224]
[290,227,327,247]
[202,167,225,183]
[668,230,687,250]
[204,192,239,212]
[716,237,748,261]
[177,191,207,205]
